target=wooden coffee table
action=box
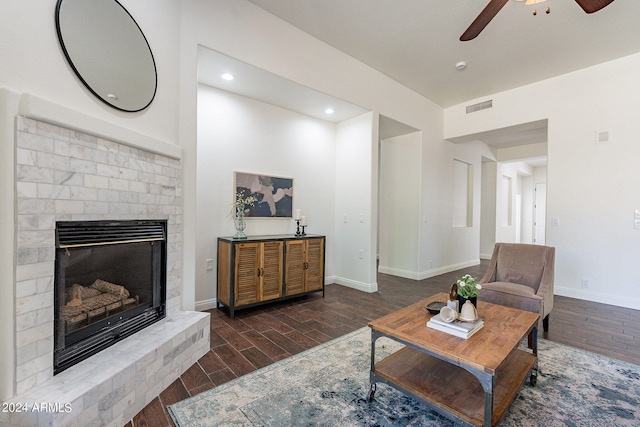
[367,293,539,427]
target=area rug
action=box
[168,327,640,426]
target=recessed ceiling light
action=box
[455,61,467,71]
[221,73,235,81]
[325,108,335,114]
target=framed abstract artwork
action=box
[234,171,293,218]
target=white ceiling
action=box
[199,0,640,165]
[198,46,369,123]
[247,0,640,108]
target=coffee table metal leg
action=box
[482,375,495,427]
[366,382,377,402]
[530,326,538,386]
[368,329,382,401]
[461,368,495,427]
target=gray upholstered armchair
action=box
[478,243,555,332]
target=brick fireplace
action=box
[2,116,209,427]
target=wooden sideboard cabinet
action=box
[217,235,325,317]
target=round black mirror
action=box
[55,0,157,112]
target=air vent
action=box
[56,220,166,248]
[466,100,493,114]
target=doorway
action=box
[377,115,420,278]
[534,183,547,245]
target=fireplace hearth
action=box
[54,220,167,373]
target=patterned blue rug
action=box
[168,327,640,426]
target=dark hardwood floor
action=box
[127,261,640,427]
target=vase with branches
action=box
[233,192,256,239]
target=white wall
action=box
[520,174,534,243]
[480,161,497,258]
[378,132,422,278]
[0,0,180,143]
[195,85,337,308]
[445,52,640,309]
[533,167,548,245]
[334,112,378,291]
[0,89,19,401]
[439,142,495,273]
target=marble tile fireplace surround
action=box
[2,116,210,427]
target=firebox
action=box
[54,220,167,374]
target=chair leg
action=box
[543,314,549,332]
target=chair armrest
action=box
[479,243,500,284]
[535,246,555,297]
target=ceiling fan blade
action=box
[574,0,615,13]
[460,0,509,41]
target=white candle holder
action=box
[294,213,307,237]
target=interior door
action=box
[534,183,547,245]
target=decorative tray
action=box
[425,301,446,314]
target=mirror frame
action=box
[55,0,158,112]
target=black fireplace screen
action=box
[54,220,166,374]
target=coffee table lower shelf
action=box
[370,347,536,427]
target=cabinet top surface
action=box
[218,234,325,242]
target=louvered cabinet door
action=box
[218,235,324,318]
[260,241,283,301]
[285,240,305,296]
[234,243,260,306]
[304,238,324,292]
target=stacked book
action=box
[427,314,484,339]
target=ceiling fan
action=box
[460,0,616,41]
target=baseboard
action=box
[377,266,421,280]
[418,259,481,280]
[555,286,640,311]
[332,277,378,293]
[195,298,218,312]
[325,275,337,285]
[378,259,481,281]
[479,253,492,260]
